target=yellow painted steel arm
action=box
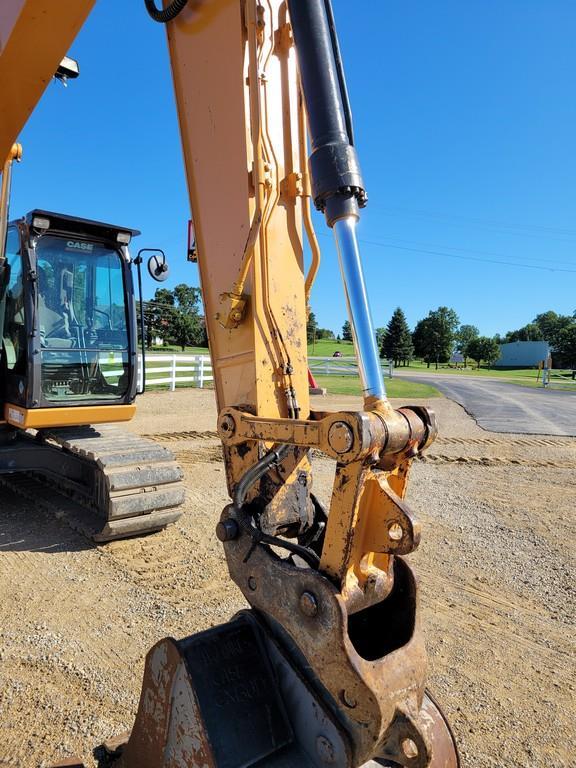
[0,0,96,164]
[165,1,309,424]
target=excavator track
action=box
[0,425,185,542]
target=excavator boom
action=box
[0,0,95,165]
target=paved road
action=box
[396,372,576,435]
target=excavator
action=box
[0,1,460,766]
[0,142,186,541]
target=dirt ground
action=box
[0,389,574,768]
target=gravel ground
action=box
[0,389,574,767]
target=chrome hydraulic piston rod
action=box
[287,0,386,402]
[333,216,385,399]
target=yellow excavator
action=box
[0,143,186,540]
[0,1,460,766]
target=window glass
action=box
[2,227,26,372]
[36,235,130,402]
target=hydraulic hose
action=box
[323,0,354,146]
[232,444,320,569]
[144,0,188,23]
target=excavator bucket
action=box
[86,612,458,768]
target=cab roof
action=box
[20,209,141,242]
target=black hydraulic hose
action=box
[323,0,354,147]
[233,444,320,569]
[144,0,188,23]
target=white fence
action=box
[309,356,393,378]
[137,354,213,391]
[103,352,394,392]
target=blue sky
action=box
[9,0,576,337]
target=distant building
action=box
[496,341,550,368]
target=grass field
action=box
[148,346,210,355]
[308,339,356,357]
[315,375,440,398]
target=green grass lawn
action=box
[147,345,211,355]
[401,360,538,377]
[315,375,440,398]
[308,339,356,357]
[400,361,575,389]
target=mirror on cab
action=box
[146,250,170,282]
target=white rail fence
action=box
[309,356,393,378]
[137,354,213,391]
[102,353,392,392]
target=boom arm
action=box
[0,0,95,165]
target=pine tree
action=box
[307,311,318,344]
[342,320,353,342]
[381,308,413,366]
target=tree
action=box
[412,306,459,369]
[553,325,576,368]
[174,283,201,311]
[143,283,204,351]
[455,324,479,366]
[144,287,175,348]
[380,308,413,366]
[466,336,501,369]
[172,310,198,351]
[505,323,543,342]
[375,327,386,349]
[342,320,353,342]
[307,311,318,344]
[533,310,576,366]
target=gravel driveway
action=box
[0,390,574,767]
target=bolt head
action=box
[328,421,354,454]
[248,576,257,591]
[299,591,318,617]
[215,519,239,542]
[219,414,236,435]
[341,689,357,708]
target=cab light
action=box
[117,231,132,245]
[32,216,50,230]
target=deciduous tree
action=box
[455,324,479,366]
[466,336,500,368]
[412,306,459,369]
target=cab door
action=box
[0,225,27,408]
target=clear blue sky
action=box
[9,0,576,338]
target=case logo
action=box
[66,240,94,252]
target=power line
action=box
[367,205,576,242]
[351,233,576,268]
[316,231,576,273]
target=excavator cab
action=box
[0,209,140,427]
[0,209,185,541]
